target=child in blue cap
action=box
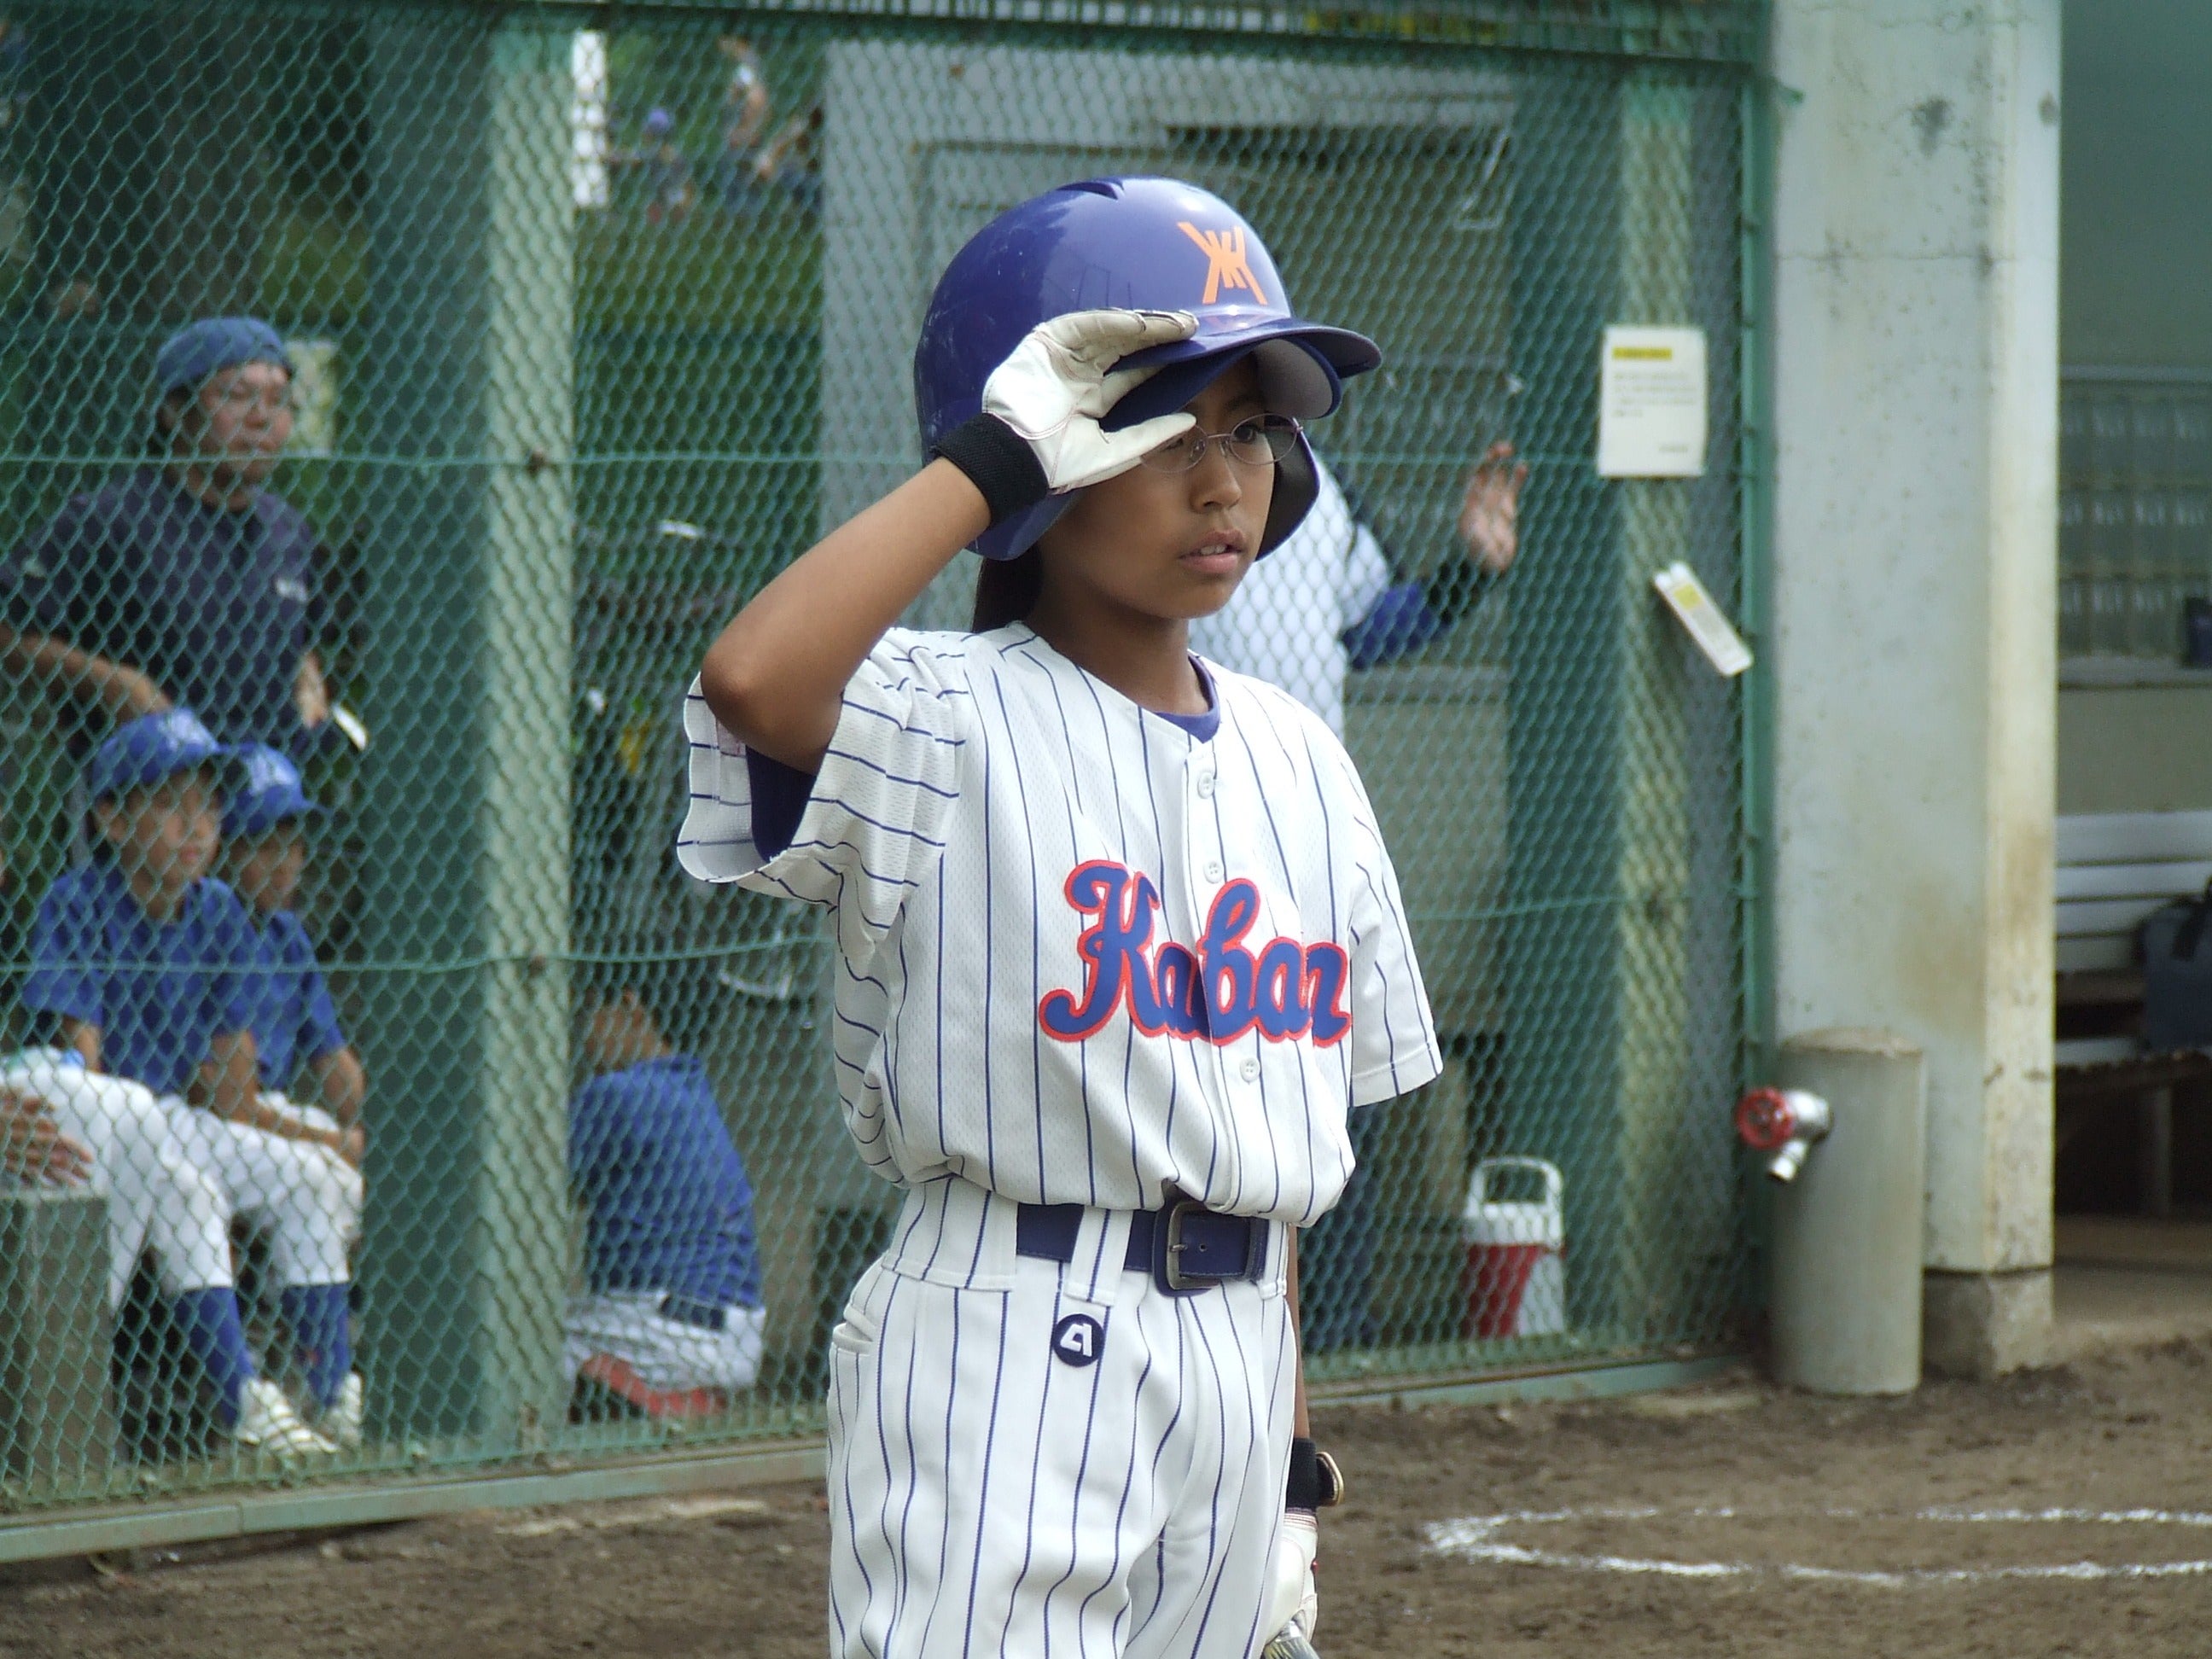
[21,710,364,1452]
[218,744,366,1144]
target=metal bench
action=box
[2055,810,2212,1214]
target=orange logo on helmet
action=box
[1177,222,1268,306]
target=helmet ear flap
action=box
[1258,428,1318,557]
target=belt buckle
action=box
[1157,1196,1216,1295]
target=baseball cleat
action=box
[312,1372,364,1450]
[235,1377,338,1460]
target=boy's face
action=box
[93,770,221,902]
[224,820,307,917]
[579,987,662,1075]
[1033,358,1275,625]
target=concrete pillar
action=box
[1771,1030,1926,1394]
[355,14,575,1441]
[1768,1,2059,1376]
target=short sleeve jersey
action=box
[678,624,1441,1226]
[0,469,326,748]
[22,863,259,1095]
[239,910,349,1090]
[1188,457,1392,739]
[568,1055,764,1310]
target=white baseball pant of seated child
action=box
[2,1048,338,1458]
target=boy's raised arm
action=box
[699,461,987,771]
[697,308,1197,773]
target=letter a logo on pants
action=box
[1051,1313,1103,1367]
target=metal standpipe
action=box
[1766,1028,1926,1394]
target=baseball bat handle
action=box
[1260,1630,1321,1659]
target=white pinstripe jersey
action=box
[678,622,1440,1225]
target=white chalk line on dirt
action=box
[1423,1504,2212,1586]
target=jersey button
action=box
[1239,1057,1260,1082]
[1196,771,1216,798]
[1203,859,1224,883]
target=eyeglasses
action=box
[205,380,297,416]
[1138,414,1302,474]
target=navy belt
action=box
[658,1294,729,1332]
[1016,1196,1269,1296]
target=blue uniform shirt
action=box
[22,862,258,1095]
[0,468,326,749]
[239,910,349,1090]
[568,1055,763,1311]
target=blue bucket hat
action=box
[155,317,294,400]
[88,709,240,804]
[222,742,328,840]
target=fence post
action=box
[354,12,574,1446]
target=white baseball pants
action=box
[562,1291,766,1393]
[160,1098,358,1288]
[2,1050,233,1306]
[826,1178,1296,1659]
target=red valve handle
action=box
[1734,1086,1799,1152]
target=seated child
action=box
[566,961,765,1417]
[20,710,363,1451]
[218,745,364,1146]
[0,1055,330,1451]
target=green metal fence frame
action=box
[0,0,1775,1558]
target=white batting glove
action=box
[932,310,1199,537]
[1260,1509,1319,1644]
[981,308,1198,492]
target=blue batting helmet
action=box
[914,177,1381,562]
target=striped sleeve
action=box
[677,631,970,946]
[1336,755,1443,1106]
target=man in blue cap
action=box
[0,316,335,758]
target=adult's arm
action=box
[294,649,329,730]
[0,495,169,719]
[1340,442,1527,672]
[0,624,170,719]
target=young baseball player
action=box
[682,178,1436,1658]
[218,743,366,1138]
[564,961,765,1418]
[0,1051,337,1458]
[22,710,364,1450]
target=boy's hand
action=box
[984,308,1199,491]
[335,1126,366,1169]
[933,309,1199,543]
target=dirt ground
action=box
[6,1339,2212,1658]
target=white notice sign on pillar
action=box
[1597,325,1708,478]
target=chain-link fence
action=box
[0,0,1761,1532]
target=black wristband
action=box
[931,412,1050,528]
[1423,563,1499,629]
[1286,1436,1322,1512]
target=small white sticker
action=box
[1597,326,1708,479]
[1652,562,1752,677]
